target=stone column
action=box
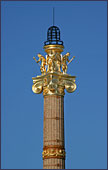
[43,95,65,169]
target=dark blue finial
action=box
[44,26,63,46]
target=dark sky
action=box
[1,1,107,169]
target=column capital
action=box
[32,72,76,96]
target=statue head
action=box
[38,53,41,58]
[66,52,70,57]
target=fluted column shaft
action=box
[43,95,65,169]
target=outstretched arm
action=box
[33,57,39,63]
[33,57,41,66]
[67,56,75,65]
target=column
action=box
[43,95,65,169]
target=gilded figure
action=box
[33,54,46,74]
[46,53,55,72]
[61,52,70,74]
[55,53,61,72]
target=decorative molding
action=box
[42,145,66,159]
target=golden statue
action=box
[61,52,70,74]
[55,53,61,72]
[46,53,55,72]
[46,52,62,72]
[62,53,75,74]
[33,54,46,74]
